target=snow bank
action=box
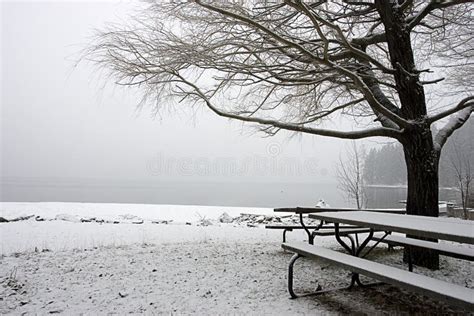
[0,202,272,223]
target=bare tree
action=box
[450,142,473,219]
[84,1,474,269]
[336,142,367,209]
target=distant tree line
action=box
[364,119,474,188]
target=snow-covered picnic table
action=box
[308,211,474,244]
[282,211,474,310]
[269,207,405,243]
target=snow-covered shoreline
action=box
[1,202,473,314]
[0,202,296,255]
[0,202,273,224]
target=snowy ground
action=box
[1,202,473,314]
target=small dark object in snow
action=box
[132,220,144,224]
[152,220,172,224]
[35,216,45,221]
[80,218,94,223]
[119,292,128,298]
[152,269,157,272]
[186,222,192,225]
[9,215,34,222]
[19,300,29,306]
[0,217,8,223]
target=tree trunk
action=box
[402,129,440,270]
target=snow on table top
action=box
[310,211,474,244]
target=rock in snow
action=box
[217,212,233,223]
[55,214,80,223]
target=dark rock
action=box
[9,215,34,222]
[80,217,96,223]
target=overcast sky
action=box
[0,0,393,205]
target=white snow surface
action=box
[0,201,273,223]
[1,202,473,314]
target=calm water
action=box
[365,186,459,208]
[1,178,460,209]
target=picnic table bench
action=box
[371,234,474,261]
[282,211,474,310]
[282,242,474,309]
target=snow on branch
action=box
[175,71,402,140]
[434,106,473,151]
[428,96,474,124]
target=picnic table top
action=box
[273,207,406,214]
[309,211,474,244]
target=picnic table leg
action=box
[310,220,325,244]
[334,225,384,288]
[287,252,354,298]
[283,228,293,243]
[286,249,382,298]
[288,253,301,299]
[299,213,314,245]
[355,229,374,257]
[407,246,413,272]
[361,231,390,258]
[334,223,356,255]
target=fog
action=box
[1,1,378,207]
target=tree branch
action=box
[428,96,474,123]
[407,0,473,30]
[175,71,402,140]
[194,0,412,129]
[434,106,473,151]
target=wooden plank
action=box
[274,207,405,214]
[265,225,359,230]
[372,235,474,261]
[309,211,474,244]
[313,228,374,236]
[282,242,474,310]
[265,225,322,230]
